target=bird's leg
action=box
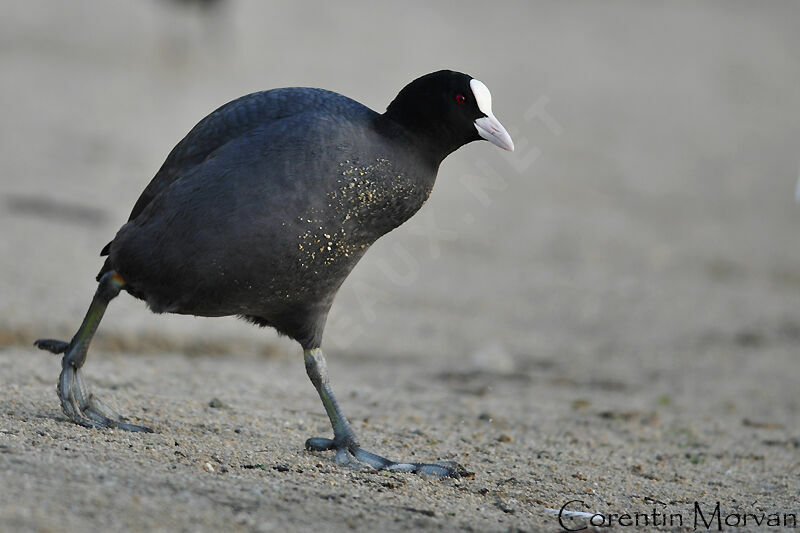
[34,271,152,432]
[303,348,462,477]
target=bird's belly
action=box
[131,238,365,318]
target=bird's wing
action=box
[100,87,340,256]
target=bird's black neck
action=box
[376,109,466,168]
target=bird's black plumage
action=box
[36,70,514,475]
[100,70,493,348]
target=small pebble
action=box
[203,462,215,473]
[208,398,225,408]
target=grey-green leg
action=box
[303,348,463,477]
[34,271,152,433]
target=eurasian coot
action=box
[35,70,514,477]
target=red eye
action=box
[455,94,466,104]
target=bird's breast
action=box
[292,157,434,272]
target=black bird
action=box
[35,70,514,477]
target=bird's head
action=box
[384,70,514,158]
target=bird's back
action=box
[121,87,370,226]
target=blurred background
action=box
[1,1,798,396]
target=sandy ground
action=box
[1,1,799,531]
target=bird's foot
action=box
[57,364,153,432]
[305,437,466,478]
[34,338,153,433]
